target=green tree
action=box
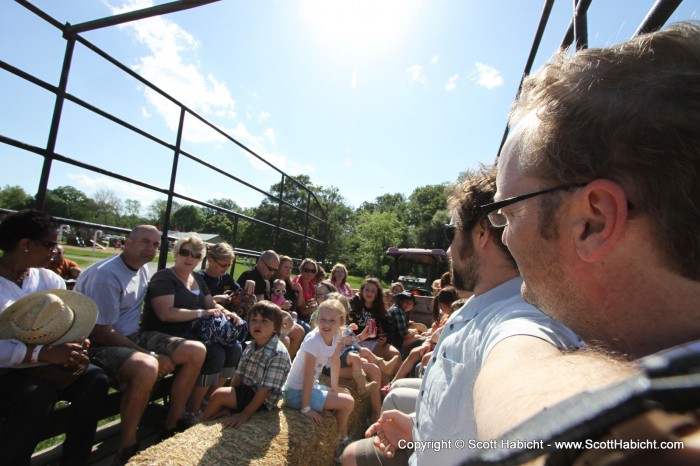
[407,184,449,249]
[92,189,122,226]
[353,211,403,279]
[147,199,180,228]
[0,185,33,210]
[171,205,204,232]
[49,186,92,220]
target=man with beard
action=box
[75,226,206,464]
[471,22,700,454]
[341,167,581,466]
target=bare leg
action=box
[201,387,236,422]
[117,353,158,450]
[287,324,305,359]
[391,347,424,383]
[323,390,355,438]
[362,363,382,421]
[166,340,206,429]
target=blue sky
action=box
[1,0,698,212]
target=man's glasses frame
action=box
[261,258,278,272]
[480,183,587,228]
[178,248,203,259]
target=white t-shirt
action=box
[0,268,66,367]
[285,328,339,390]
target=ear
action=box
[474,218,492,249]
[572,179,629,262]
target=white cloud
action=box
[68,173,158,209]
[109,0,236,143]
[470,62,504,89]
[445,74,459,91]
[141,107,151,118]
[264,128,276,144]
[430,55,439,64]
[343,157,352,168]
[407,64,426,84]
[258,111,271,122]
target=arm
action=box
[150,294,222,322]
[473,335,638,440]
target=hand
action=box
[303,408,323,425]
[204,307,224,318]
[244,280,256,295]
[291,282,302,293]
[222,412,251,429]
[348,323,358,331]
[224,310,241,325]
[41,342,89,367]
[365,410,414,458]
[359,326,371,341]
[154,353,175,377]
[280,300,291,310]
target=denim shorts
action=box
[283,384,328,412]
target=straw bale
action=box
[129,377,371,465]
[129,406,338,465]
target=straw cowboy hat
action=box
[0,290,98,364]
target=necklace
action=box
[0,259,29,287]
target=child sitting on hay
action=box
[283,299,355,463]
[201,301,291,428]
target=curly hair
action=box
[0,210,55,252]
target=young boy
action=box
[201,301,292,428]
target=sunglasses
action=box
[33,239,59,250]
[272,288,285,294]
[213,259,232,269]
[178,248,203,259]
[261,258,278,272]
[302,267,316,273]
[444,224,457,244]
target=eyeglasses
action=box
[33,239,59,251]
[178,248,203,259]
[261,258,278,272]
[272,288,285,294]
[212,259,232,269]
[302,267,316,274]
[444,224,457,244]
[480,183,587,228]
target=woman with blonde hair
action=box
[143,235,243,417]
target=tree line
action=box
[0,174,459,279]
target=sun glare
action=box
[301,0,416,56]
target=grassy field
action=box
[63,246,386,289]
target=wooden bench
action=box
[30,376,174,466]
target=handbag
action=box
[186,315,246,345]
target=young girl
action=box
[283,299,355,462]
[270,279,287,307]
[348,277,401,364]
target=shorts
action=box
[353,436,411,466]
[234,384,268,412]
[360,339,379,352]
[89,331,185,386]
[283,384,329,413]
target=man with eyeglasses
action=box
[75,225,206,464]
[467,22,700,463]
[236,250,280,301]
[341,168,581,466]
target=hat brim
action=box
[0,289,98,347]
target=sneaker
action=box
[334,436,351,464]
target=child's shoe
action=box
[334,436,351,464]
[352,369,378,397]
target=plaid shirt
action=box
[236,334,291,410]
[387,304,410,349]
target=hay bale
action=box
[129,407,338,466]
[129,377,371,466]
